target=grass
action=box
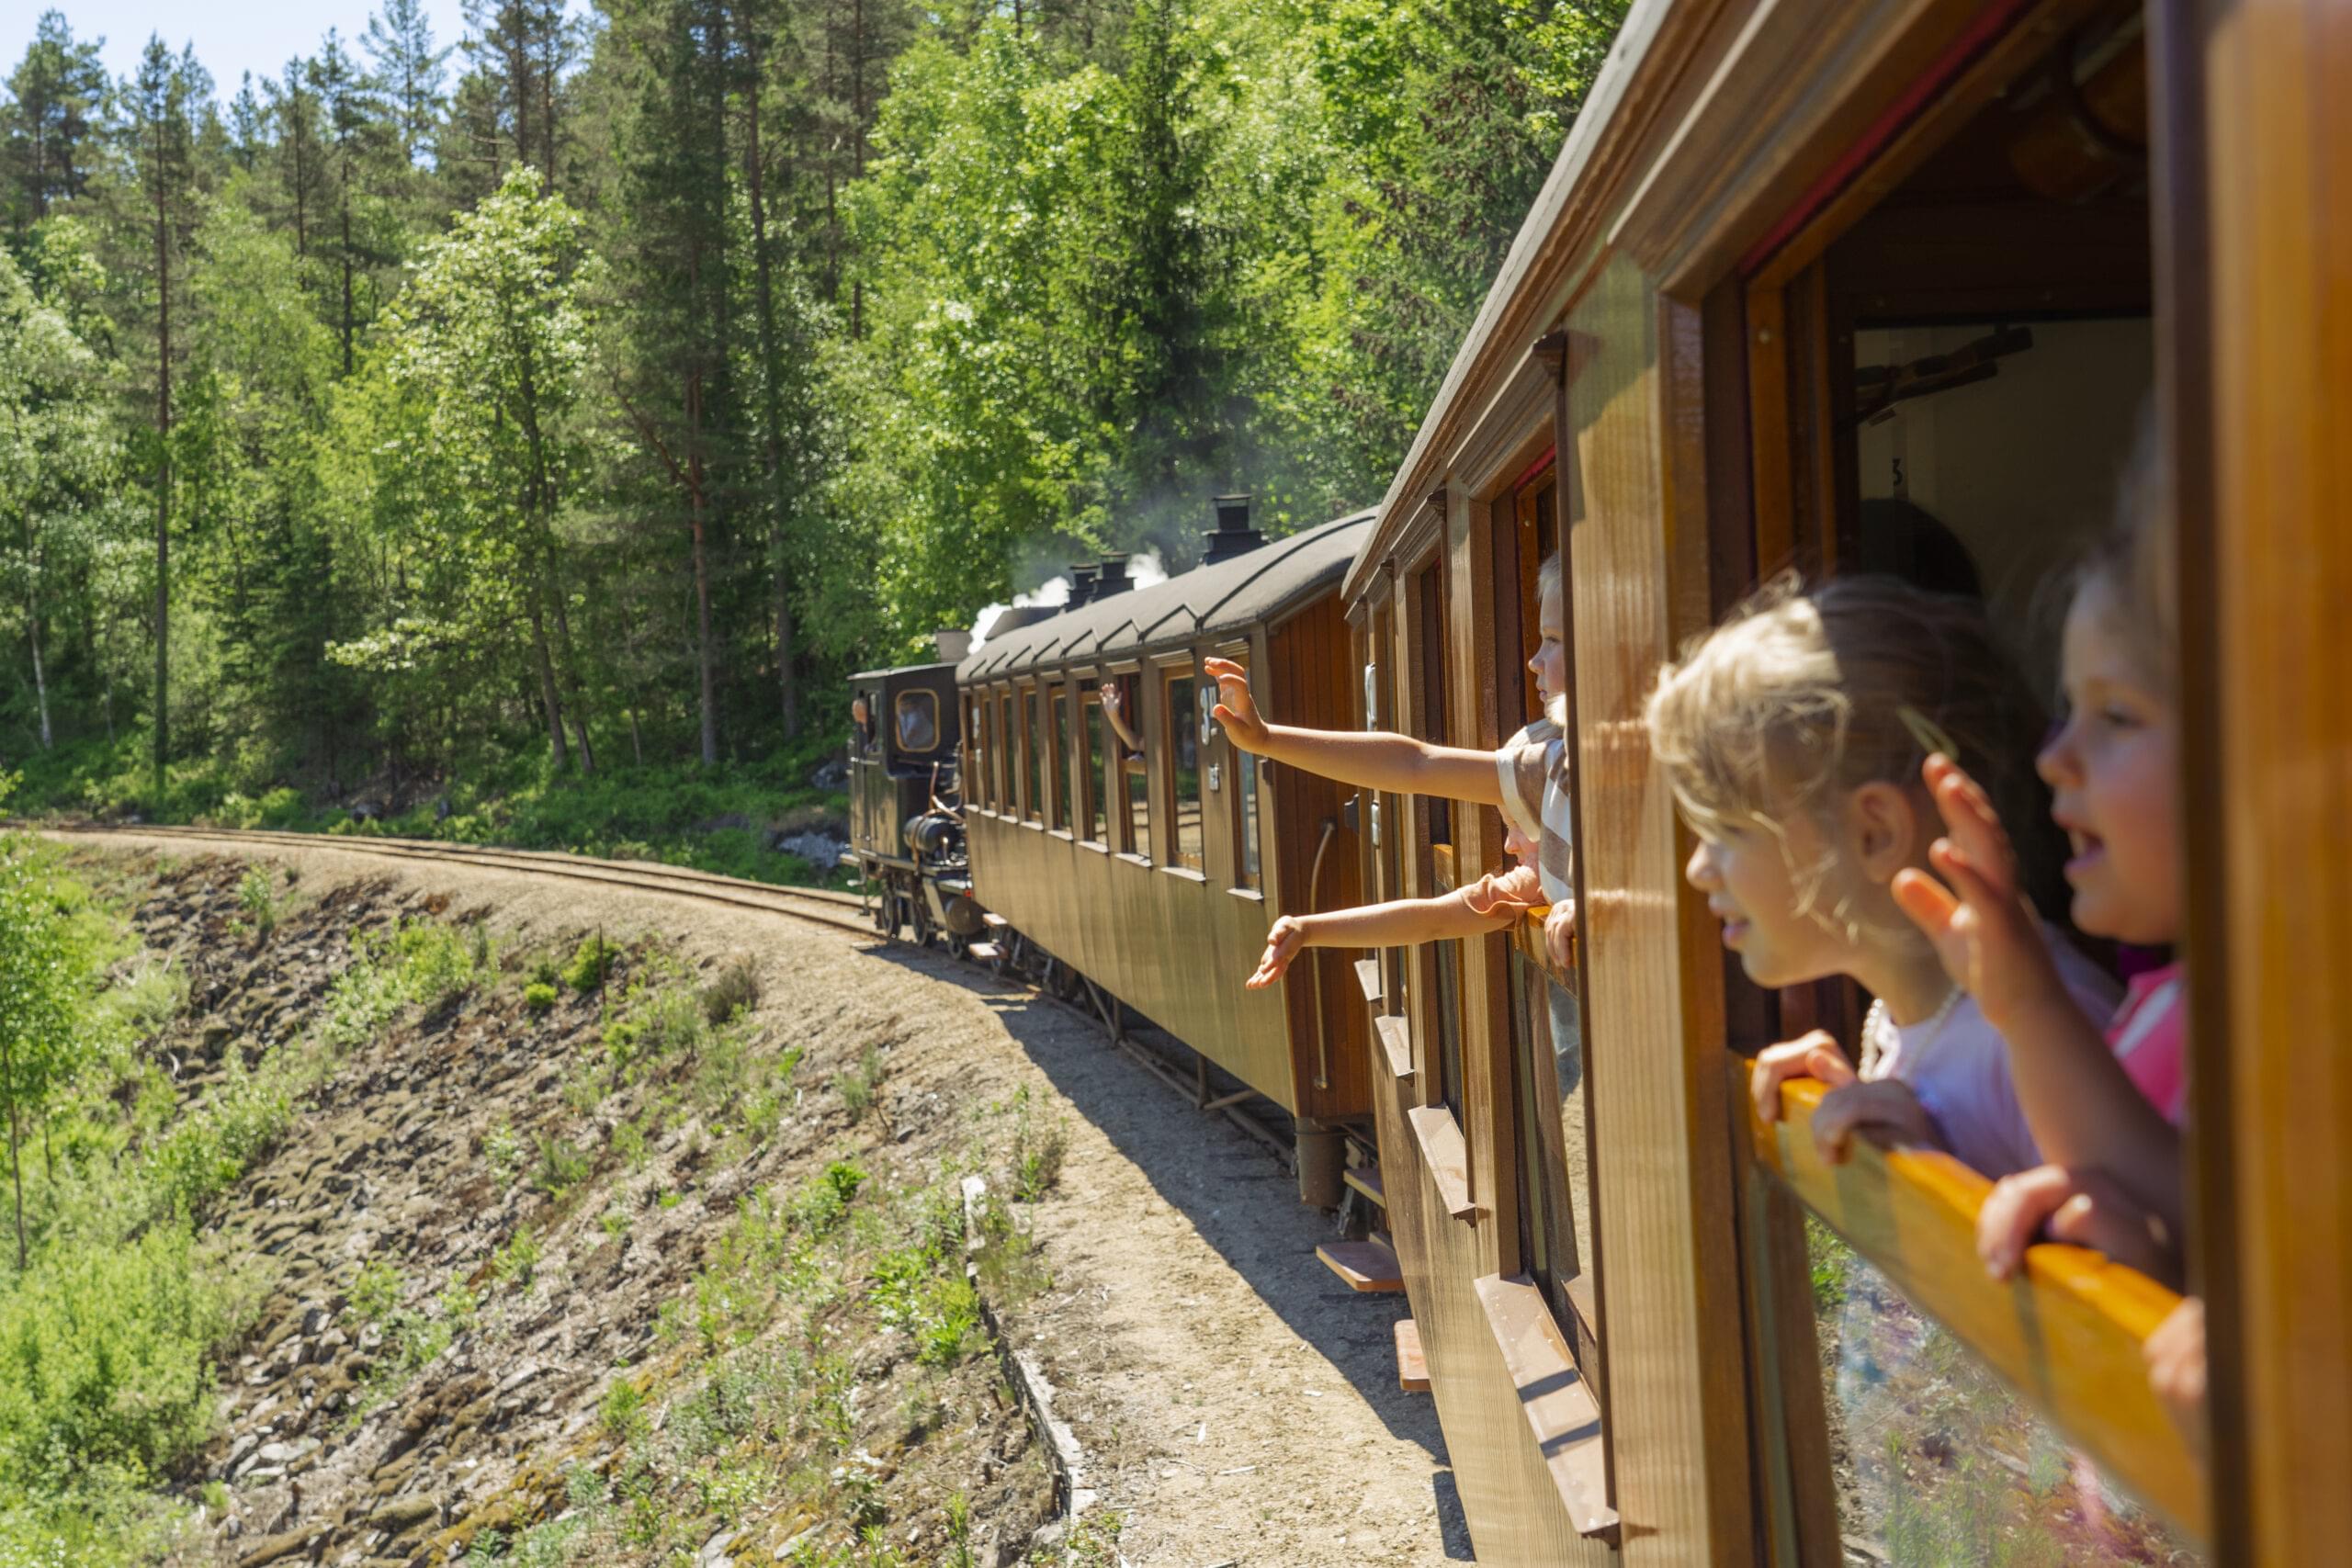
[13,730,857,892]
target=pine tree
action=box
[0,12,109,239]
[364,0,450,167]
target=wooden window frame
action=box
[1107,663,1150,864]
[1218,641,1263,894]
[1157,656,1208,879]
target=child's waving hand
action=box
[1891,753,2067,1029]
[1204,657,1272,751]
[1247,915,1309,989]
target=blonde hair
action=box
[1646,573,2053,931]
[1538,550,1562,604]
[2075,410,2177,698]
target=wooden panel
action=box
[1474,1272,1617,1541]
[1752,1077,2205,1540]
[1567,259,1755,1564]
[2197,0,2352,1556]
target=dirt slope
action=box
[60,830,1467,1566]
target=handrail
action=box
[1750,1078,2207,1541]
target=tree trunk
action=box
[741,40,801,740]
[27,558,51,751]
[548,561,595,775]
[4,1031,23,1272]
[339,195,355,376]
[685,370,718,768]
[153,188,172,801]
[628,707,643,766]
[527,595,569,770]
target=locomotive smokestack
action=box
[1066,564,1099,606]
[1094,557,1133,597]
[1202,493,1264,565]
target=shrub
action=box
[491,1227,541,1291]
[522,981,558,1016]
[831,1046,884,1119]
[562,934,616,993]
[601,1378,650,1443]
[533,1135,590,1200]
[699,957,759,1024]
[235,864,277,934]
[0,1224,238,1487]
[348,1259,402,1326]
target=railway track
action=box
[45,823,880,942]
[50,819,1304,1168]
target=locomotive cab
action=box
[845,660,978,947]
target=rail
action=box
[1751,1077,2207,1540]
[1510,906,1576,988]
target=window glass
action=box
[1236,753,1261,891]
[994,691,1012,812]
[1081,692,1110,844]
[1799,1225,2201,1563]
[1166,671,1204,872]
[895,691,938,753]
[1510,943,1590,1333]
[1045,683,1069,831]
[1022,687,1045,822]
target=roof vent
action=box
[1202,493,1264,565]
[933,628,974,665]
[982,604,1058,642]
[1065,564,1099,607]
[1094,557,1133,598]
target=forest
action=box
[0,0,1626,835]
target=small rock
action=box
[364,1495,439,1536]
[300,1304,332,1337]
[696,1529,738,1567]
[234,1527,316,1567]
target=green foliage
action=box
[699,957,759,1024]
[491,1226,541,1291]
[348,1258,402,1325]
[831,1046,884,1120]
[522,981,558,1016]
[317,918,493,1053]
[561,934,616,994]
[139,1051,294,1221]
[532,1134,590,1201]
[601,1376,650,1444]
[234,865,278,933]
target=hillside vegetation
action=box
[0,845,1074,1566]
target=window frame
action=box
[1218,641,1263,893]
[1159,656,1207,876]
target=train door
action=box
[1732,4,2208,1560]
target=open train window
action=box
[964,694,984,805]
[1736,7,2200,1558]
[994,689,1012,814]
[1079,685,1110,845]
[1113,670,1150,862]
[1021,685,1046,824]
[1368,604,1408,1028]
[1043,682,1069,832]
[1163,666,1205,874]
[895,691,938,754]
[1407,554,1464,1118]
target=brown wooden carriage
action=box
[1328,0,2350,1561]
[956,513,1376,1194]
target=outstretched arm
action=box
[1247,889,1519,988]
[1205,656,1503,807]
[1893,754,2184,1237]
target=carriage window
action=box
[1369,609,1408,1027]
[1165,670,1205,872]
[1115,672,1150,861]
[995,690,1013,813]
[964,694,983,802]
[1022,686,1046,823]
[1509,936,1593,1348]
[1409,558,1463,1114]
[1044,683,1069,832]
[1080,690,1110,845]
[895,691,938,753]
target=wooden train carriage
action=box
[1332,0,2347,1561]
[957,513,1374,1188]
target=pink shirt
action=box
[2109,962,2188,1126]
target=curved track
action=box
[48,823,880,942]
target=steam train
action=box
[845,0,2351,1559]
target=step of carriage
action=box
[1343,1164,1385,1209]
[1316,1235,1403,1293]
[981,912,1011,931]
[965,942,1002,964]
[1393,1318,1430,1392]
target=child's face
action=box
[1527,581,1567,717]
[1504,822,1536,864]
[2038,581,2181,945]
[1684,810,1857,989]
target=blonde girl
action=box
[1646,574,2120,1179]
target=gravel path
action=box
[52,829,1470,1566]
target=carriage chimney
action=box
[1094,557,1133,597]
[1201,494,1266,565]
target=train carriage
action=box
[1321,0,2349,1562]
[956,509,1375,1197]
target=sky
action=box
[6,0,485,98]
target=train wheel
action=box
[911,899,938,950]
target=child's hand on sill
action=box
[1542,899,1577,970]
[1810,1078,1938,1167]
[1749,1030,1855,1125]
[1247,915,1309,989]
[1976,1162,2180,1287]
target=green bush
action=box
[0,1224,238,1487]
[522,981,558,1015]
[533,1135,590,1200]
[140,1053,294,1222]
[698,957,759,1024]
[235,865,277,934]
[561,934,616,993]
